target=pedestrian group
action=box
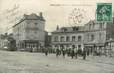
[44,47,87,60]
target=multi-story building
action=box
[51,17,114,55]
[51,26,84,50]
[13,12,45,50]
[84,17,114,55]
[84,20,107,54]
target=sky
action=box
[0,0,114,33]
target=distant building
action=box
[12,12,45,51]
[51,26,84,51]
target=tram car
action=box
[8,38,17,51]
[3,37,17,51]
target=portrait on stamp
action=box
[96,3,112,22]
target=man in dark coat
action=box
[74,48,78,59]
[62,48,66,58]
[71,49,75,59]
[45,47,48,56]
[56,48,60,57]
[67,48,71,56]
[87,48,90,56]
[83,48,87,60]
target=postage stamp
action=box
[96,3,112,22]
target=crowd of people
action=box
[44,47,87,60]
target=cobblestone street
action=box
[0,51,114,73]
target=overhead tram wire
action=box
[4,4,20,33]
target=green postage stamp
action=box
[96,3,112,22]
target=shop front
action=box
[18,40,39,52]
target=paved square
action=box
[0,51,114,73]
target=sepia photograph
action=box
[0,0,114,73]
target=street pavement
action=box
[0,50,114,73]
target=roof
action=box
[84,20,96,26]
[23,13,45,20]
[13,13,45,28]
[52,26,84,33]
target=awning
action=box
[95,43,105,46]
[106,38,114,42]
[20,40,39,43]
[84,43,105,47]
[84,43,95,46]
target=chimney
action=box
[56,25,59,30]
[5,33,8,36]
[39,12,43,18]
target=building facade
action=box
[83,20,108,55]
[51,26,84,51]
[13,13,45,51]
[84,18,114,55]
[51,17,114,55]
[105,17,114,56]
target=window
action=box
[62,28,67,32]
[66,36,70,42]
[89,24,91,30]
[99,33,101,39]
[92,24,95,29]
[60,36,64,42]
[54,36,58,42]
[54,45,57,48]
[99,24,102,29]
[87,34,89,41]
[72,36,75,41]
[34,31,37,34]
[78,36,82,41]
[92,21,95,29]
[34,23,38,25]
[72,45,75,49]
[64,28,67,32]
[73,27,79,31]
[99,23,104,29]
[91,35,94,41]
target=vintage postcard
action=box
[0,0,114,73]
